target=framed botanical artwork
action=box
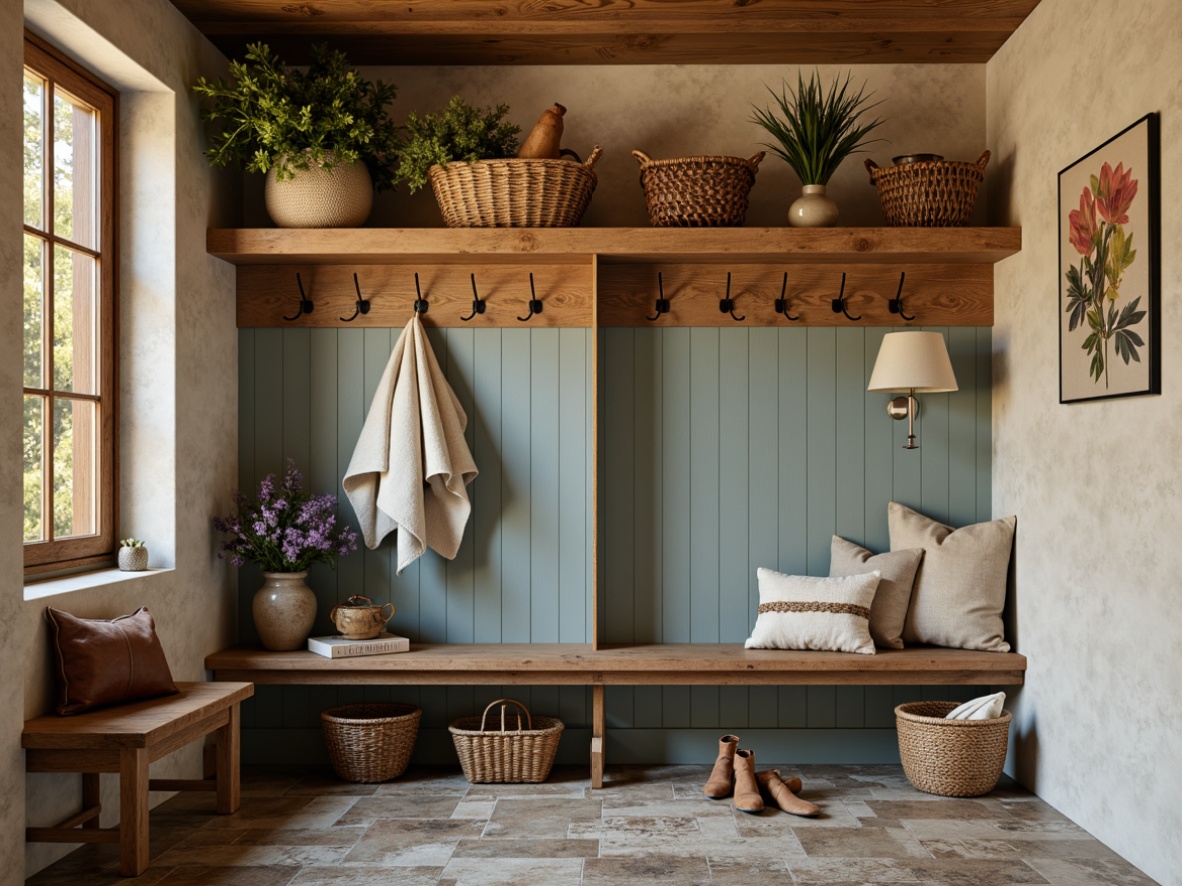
[1059,113,1160,403]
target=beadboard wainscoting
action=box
[235,326,993,765]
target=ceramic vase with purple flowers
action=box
[213,459,359,652]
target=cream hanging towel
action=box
[343,315,478,573]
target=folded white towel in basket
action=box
[945,691,1006,721]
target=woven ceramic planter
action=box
[117,546,148,571]
[265,152,373,228]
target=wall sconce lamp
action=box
[867,331,958,450]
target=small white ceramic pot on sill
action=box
[118,546,149,571]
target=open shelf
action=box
[209,227,1022,266]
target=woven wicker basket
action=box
[321,703,421,783]
[633,150,764,227]
[428,146,602,228]
[866,151,990,227]
[895,701,1011,797]
[449,697,564,784]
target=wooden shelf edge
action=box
[208,227,1022,266]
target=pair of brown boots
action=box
[702,735,821,816]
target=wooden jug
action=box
[329,595,394,640]
[517,103,569,160]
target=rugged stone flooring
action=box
[28,764,1157,885]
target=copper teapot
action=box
[329,595,394,640]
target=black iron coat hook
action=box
[773,272,800,322]
[461,274,486,322]
[283,272,314,322]
[340,272,372,322]
[888,271,915,321]
[646,272,671,321]
[413,273,429,315]
[518,273,543,322]
[719,272,745,322]
[830,272,860,321]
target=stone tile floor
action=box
[28,764,1158,885]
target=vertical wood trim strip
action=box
[591,256,600,649]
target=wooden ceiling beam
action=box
[170,0,1043,65]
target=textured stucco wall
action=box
[987,1,1182,883]
[5,0,238,880]
[245,64,988,228]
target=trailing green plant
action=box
[193,42,401,190]
[394,96,520,193]
[751,70,885,186]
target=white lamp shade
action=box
[867,331,958,393]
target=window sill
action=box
[23,567,174,602]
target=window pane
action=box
[24,395,45,542]
[53,90,97,249]
[24,233,44,389]
[24,72,44,230]
[53,245,97,394]
[53,397,97,539]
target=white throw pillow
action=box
[745,568,881,655]
[889,502,1016,652]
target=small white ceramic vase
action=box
[253,571,317,651]
[264,151,373,228]
[788,183,840,227]
[117,546,149,571]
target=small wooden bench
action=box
[23,681,254,876]
[205,644,1024,788]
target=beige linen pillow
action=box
[745,567,881,655]
[889,502,1016,652]
[829,536,924,650]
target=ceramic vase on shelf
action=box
[253,571,317,651]
[788,183,840,227]
[118,545,148,571]
[264,151,373,228]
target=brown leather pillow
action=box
[46,607,178,715]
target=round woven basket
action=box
[321,703,421,783]
[428,147,602,227]
[895,700,1011,797]
[866,151,990,227]
[449,698,564,784]
[633,150,764,227]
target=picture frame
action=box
[1058,113,1160,404]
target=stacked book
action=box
[307,633,410,659]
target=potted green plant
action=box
[395,96,601,227]
[751,71,885,227]
[194,43,401,228]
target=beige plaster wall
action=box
[5,0,238,879]
[987,1,1182,883]
[245,64,988,228]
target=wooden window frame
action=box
[23,32,118,575]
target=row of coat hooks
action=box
[646,271,917,323]
[284,271,546,323]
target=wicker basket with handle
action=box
[866,151,990,227]
[321,702,421,783]
[633,150,764,227]
[895,700,1011,797]
[428,146,602,228]
[449,697,564,784]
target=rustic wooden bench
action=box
[205,644,1024,789]
[23,681,254,876]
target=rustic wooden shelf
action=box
[209,227,1022,266]
[171,0,1043,66]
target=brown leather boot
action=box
[732,749,765,813]
[703,734,739,799]
[756,769,820,817]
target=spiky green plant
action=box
[751,71,885,186]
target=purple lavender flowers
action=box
[213,459,359,572]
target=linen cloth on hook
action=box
[343,315,478,573]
